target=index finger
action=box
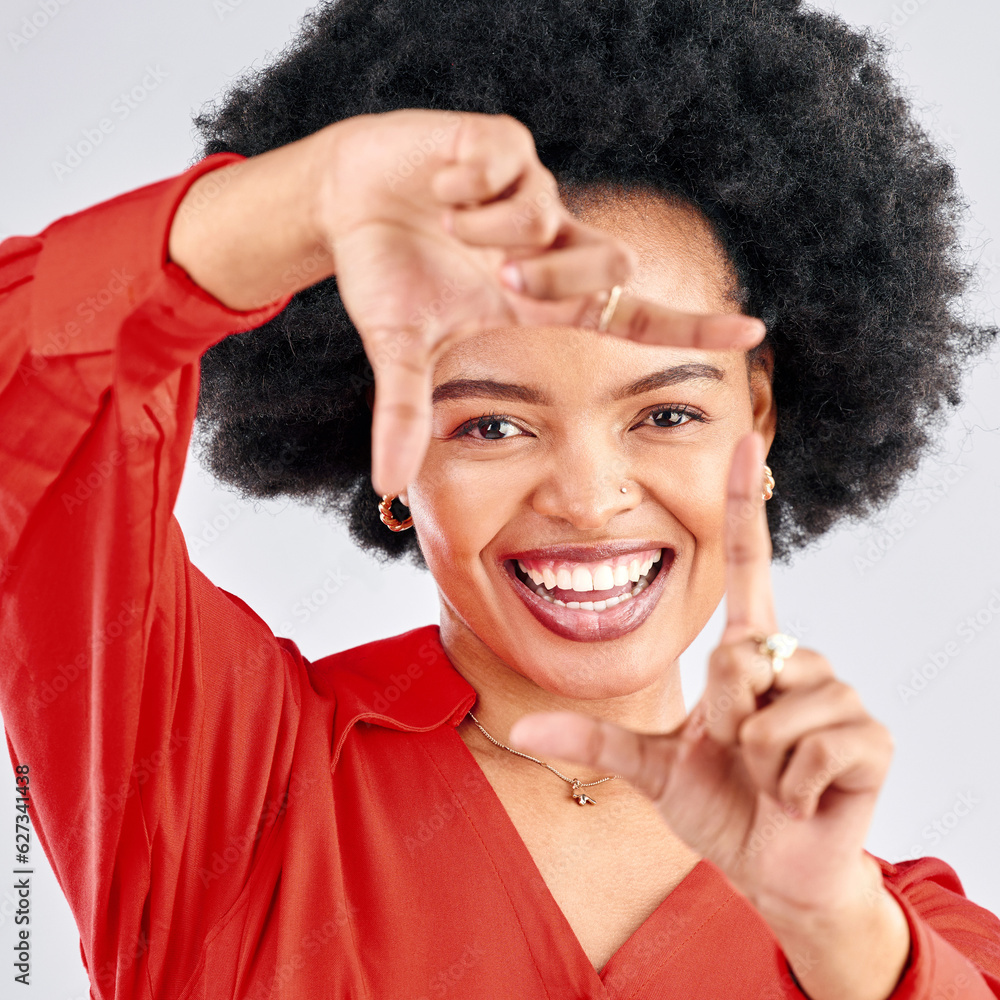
[368,329,433,496]
[722,431,778,641]
[506,220,766,350]
[601,290,767,351]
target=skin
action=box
[410,188,772,743]
[168,110,910,1000]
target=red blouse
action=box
[2,153,1000,1000]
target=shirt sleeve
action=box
[0,154,307,999]
[878,855,1000,998]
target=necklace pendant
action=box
[570,780,596,806]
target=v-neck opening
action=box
[436,724,738,999]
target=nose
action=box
[530,443,638,531]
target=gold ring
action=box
[754,632,798,684]
[597,284,623,332]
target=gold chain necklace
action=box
[467,710,619,806]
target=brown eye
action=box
[454,415,526,440]
[645,408,698,428]
[476,417,520,439]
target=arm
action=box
[761,852,1000,999]
[0,153,298,998]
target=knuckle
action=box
[799,648,833,677]
[709,644,746,687]
[608,243,634,282]
[516,205,555,241]
[624,304,652,342]
[502,114,535,145]
[522,261,558,299]
[800,731,837,771]
[738,715,774,752]
[376,399,427,423]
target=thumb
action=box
[509,711,684,802]
[368,330,433,495]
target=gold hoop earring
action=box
[378,494,414,532]
[762,464,775,502]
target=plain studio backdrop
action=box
[2,0,999,996]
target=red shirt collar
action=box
[308,624,478,731]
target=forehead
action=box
[433,187,747,390]
[563,184,743,316]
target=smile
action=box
[501,543,674,642]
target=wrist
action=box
[167,127,342,311]
[755,856,911,1000]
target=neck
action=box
[439,605,688,783]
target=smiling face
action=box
[405,187,776,704]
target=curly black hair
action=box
[192,0,995,564]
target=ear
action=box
[748,342,776,456]
[399,490,409,507]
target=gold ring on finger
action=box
[754,632,798,686]
[597,284,624,332]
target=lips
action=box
[500,543,675,642]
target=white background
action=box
[1,1,998,997]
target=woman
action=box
[2,1,999,999]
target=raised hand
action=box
[170,110,764,494]
[508,432,910,1000]
[323,110,766,493]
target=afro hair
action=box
[191,0,995,563]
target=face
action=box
[405,188,776,700]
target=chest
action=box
[470,749,701,972]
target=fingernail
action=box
[500,262,524,293]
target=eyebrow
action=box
[431,363,725,407]
[613,363,726,399]
[431,378,550,406]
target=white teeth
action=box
[531,588,638,610]
[519,547,666,609]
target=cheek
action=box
[405,459,524,581]
[643,444,730,593]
